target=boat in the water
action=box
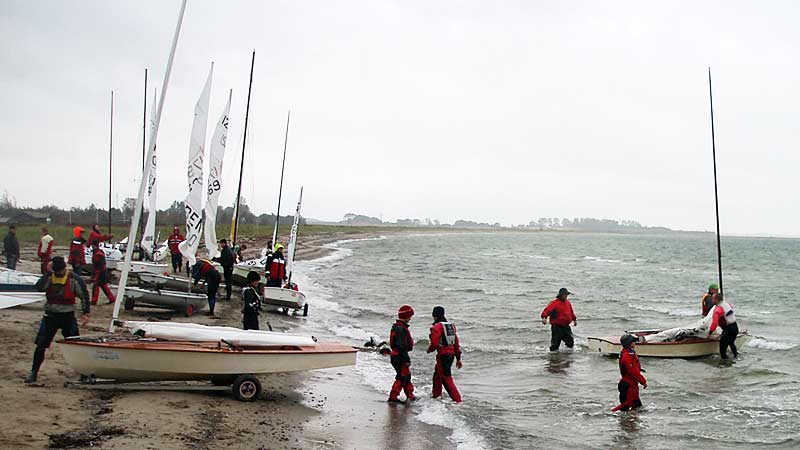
[122,286,207,317]
[587,329,750,358]
[57,322,357,401]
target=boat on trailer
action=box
[122,286,207,317]
[136,272,208,294]
[262,286,308,316]
[587,329,750,358]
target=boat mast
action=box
[271,110,291,248]
[108,90,114,235]
[110,0,188,332]
[138,69,148,247]
[707,68,724,294]
[232,50,255,247]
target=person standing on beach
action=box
[388,304,416,403]
[192,259,221,316]
[212,239,235,301]
[701,283,719,317]
[89,240,116,304]
[540,288,577,351]
[68,226,87,273]
[26,256,90,383]
[427,306,463,403]
[87,223,113,247]
[265,243,287,288]
[37,227,54,275]
[3,225,20,270]
[241,271,262,330]
[167,226,185,273]
[708,292,739,359]
[611,334,647,412]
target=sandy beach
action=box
[0,232,455,450]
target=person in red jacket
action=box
[192,259,221,316]
[87,223,113,248]
[708,292,739,359]
[68,227,87,273]
[90,240,116,304]
[540,288,578,351]
[701,283,719,317]
[167,226,185,273]
[427,306,463,402]
[612,334,648,412]
[388,304,416,403]
[37,227,54,275]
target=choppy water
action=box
[294,232,800,450]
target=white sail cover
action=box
[643,309,722,343]
[123,321,317,347]
[285,187,303,278]
[178,64,213,267]
[141,91,158,255]
[0,268,40,285]
[203,90,231,259]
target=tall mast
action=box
[271,110,291,247]
[142,69,148,170]
[233,50,255,247]
[108,90,114,235]
[707,68,724,294]
[110,0,188,331]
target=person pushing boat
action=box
[427,306,463,402]
[701,283,719,317]
[708,292,739,359]
[388,304,416,403]
[241,271,262,330]
[192,259,221,316]
[611,333,647,412]
[26,256,90,384]
[540,288,578,351]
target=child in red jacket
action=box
[612,334,648,411]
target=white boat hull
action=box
[57,338,357,382]
[130,261,170,275]
[587,332,750,358]
[262,287,306,310]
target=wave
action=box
[626,303,698,317]
[746,336,797,351]
[582,256,622,263]
[416,402,488,450]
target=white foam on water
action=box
[746,337,797,351]
[416,401,488,450]
[327,321,383,342]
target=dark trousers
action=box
[550,324,574,351]
[171,253,182,272]
[223,265,233,300]
[40,256,50,275]
[720,322,739,359]
[6,255,17,270]
[389,355,414,400]
[266,278,282,288]
[205,271,221,314]
[243,315,259,330]
[32,312,79,374]
[616,380,642,411]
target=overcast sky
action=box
[1,1,798,236]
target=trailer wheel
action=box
[302,303,309,317]
[184,304,194,317]
[232,375,261,401]
[123,298,135,311]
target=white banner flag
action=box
[140,90,158,255]
[204,90,231,259]
[178,64,213,266]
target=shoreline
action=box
[0,231,456,450]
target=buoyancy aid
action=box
[719,301,736,325]
[69,239,86,264]
[47,272,76,305]
[438,322,457,346]
[268,254,286,281]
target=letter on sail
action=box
[140,90,158,256]
[204,90,232,259]
[178,64,213,266]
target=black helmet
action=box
[432,306,445,319]
[620,333,637,348]
[52,256,66,272]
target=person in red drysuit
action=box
[68,227,87,273]
[708,292,739,359]
[540,288,578,351]
[167,226,185,273]
[87,223,113,248]
[388,304,416,403]
[427,306,462,402]
[90,240,116,304]
[611,334,647,412]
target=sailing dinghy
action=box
[262,188,308,316]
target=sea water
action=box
[294,232,799,450]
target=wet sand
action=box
[0,233,454,450]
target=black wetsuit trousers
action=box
[720,322,739,359]
[550,324,574,351]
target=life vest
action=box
[46,273,76,305]
[69,239,86,263]
[438,322,457,346]
[719,301,736,325]
[269,255,286,281]
[701,293,714,316]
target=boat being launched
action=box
[587,329,750,358]
[262,286,307,316]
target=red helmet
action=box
[398,304,414,320]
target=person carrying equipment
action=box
[388,304,416,403]
[90,240,116,304]
[37,227,54,275]
[708,292,739,359]
[192,259,221,316]
[241,271,262,330]
[167,226,185,273]
[611,333,648,412]
[265,243,287,288]
[701,283,719,317]
[26,256,90,383]
[68,226,87,273]
[426,306,463,402]
[540,288,578,351]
